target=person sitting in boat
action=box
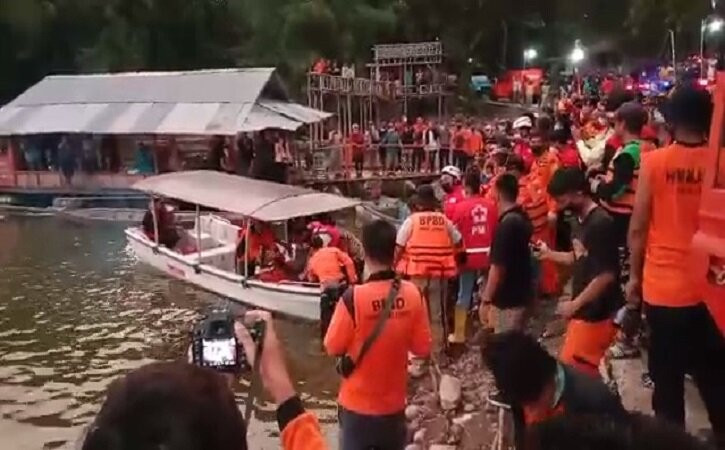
[304,235,358,287]
[236,220,277,277]
[142,200,180,249]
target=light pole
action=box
[701,16,724,75]
[569,40,585,95]
[523,48,538,69]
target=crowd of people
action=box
[94,78,723,450]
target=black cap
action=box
[415,184,439,209]
[663,85,712,133]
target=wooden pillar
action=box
[8,139,18,187]
[438,94,443,122]
[319,93,325,143]
[337,94,342,135]
[152,136,159,174]
[347,93,352,135]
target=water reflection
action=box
[0,216,338,449]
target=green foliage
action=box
[0,0,718,103]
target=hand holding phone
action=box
[236,311,296,405]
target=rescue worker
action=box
[396,184,463,347]
[307,235,359,340]
[450,168,498,344]
[237,219,277,276]
[627,86,724,445]
[540,168,623,377]
[307,218,342,249]
[513,116,535,172]
[483,332,624,449]
[324,220,432,450]
[589,101,648,359]
[440,165,465,219]
[305,236,357,286]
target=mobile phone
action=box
[191,309,265,373]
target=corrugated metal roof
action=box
[11,68,279,105]
[0,68,330,136]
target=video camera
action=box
[191,309,265,373]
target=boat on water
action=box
[126,171,360,321]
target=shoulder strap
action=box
[342,287,355,324]
[354,278,401,366]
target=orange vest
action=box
[643,144,709,307]
[400,212,457,278]
[600,142,641,216]
[519,177,549,240]
[324,277,432,415]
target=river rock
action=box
[429,445,457,450]
[408,359,427,378]
[439,375,462,410]
[405,445,422,450]
[413,428,427,443]
[463,403,476,413]
[406,405,421,420]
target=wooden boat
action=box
[126,171,360,321]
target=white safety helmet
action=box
[441,165,462,180]
[513,116,533,130]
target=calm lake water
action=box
[0,215,339,449]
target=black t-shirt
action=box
[571,206,624,321]
[490,206,534,308]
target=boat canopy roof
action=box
[133,171,359,222]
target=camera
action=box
[191,309,265,373]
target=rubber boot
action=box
[448,306,468,344]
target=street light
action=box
[570,45,585,64]
[523,48,538,68]
[708,18,724,33]
[700,16,724,76]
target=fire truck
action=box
[692,72,725,336]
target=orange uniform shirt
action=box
[642,144,709,307]
[467,130,483,156]
[239,226,276,262]
[324,276,432,415]
[306,247,358,285]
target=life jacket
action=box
[454,197,497,270]
[398,211,457,278]
[443,184,465,219]
[600,140,642,216]
[238,226,275,263]
[519,178,550,241]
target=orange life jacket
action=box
[399,212,457,278]
[600,141,642,216]
[519,177,549,241]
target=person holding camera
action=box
[81,311,327,450]
[324,220,432,450]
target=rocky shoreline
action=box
[402,308,714,450]
[405,331,498,450]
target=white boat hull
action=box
[125,228,321,321]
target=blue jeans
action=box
[457,269,478,309]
